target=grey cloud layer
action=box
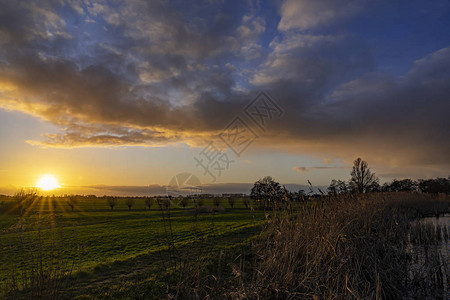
[293,166,345,173]
[0,0,449,170]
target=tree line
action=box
[327,158,449,195]
[250,157,449,210]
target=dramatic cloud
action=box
[278,0,362,31]
[0,0,449,174]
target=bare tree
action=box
[180,197,189,209]
[126,198,134,210]
[227,197,235,208]
[196,198,204,207]
[213,197,222,208]
[107,197,117,210]
[349,158,378,194]
[67,196,78,212]
[144,197,154,210]
[242,198,250,209]
[14,189,38,215]
[157,197,170,209]
[328,180,349,195]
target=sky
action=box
[0,0,449,195]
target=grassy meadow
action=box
[0,196,263,299]
[0,193,449,299]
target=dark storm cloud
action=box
[249,44,450,167]
[0,0,449,170]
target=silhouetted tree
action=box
[388,179,418,192]
[126,198,134,210]
[180,197,189,209]
[349,158,379,193]
[144,197,154,210]
[328,180,350,195]
[196,198,204,207]
[242,198,250,209]
[213,197,222,208]
[67,196,78,212]
[418,177,450,194]
[15,189,38,215]
[381,182,391,192]
[367,181,381,193]
[250,176,283,209]
[227,197,235,208]
[338,180,349,194]
[157,197,170,209]
[328,180,339,195]
[107,197,117,210]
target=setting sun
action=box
[36,174,60,191]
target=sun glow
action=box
[36,174,60,191]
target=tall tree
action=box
[349,158,378,194]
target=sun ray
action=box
[49,195,55,228]
[39,195,46,215]
[21,195,40,219]
[6,188,40,217]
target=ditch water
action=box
[406,213,450,299]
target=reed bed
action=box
[174,192,449,299]
[225,192,450,299]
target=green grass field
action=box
[3,193,448,299]
[0,196,264,298]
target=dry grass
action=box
[168,192,449,299]
[223,192,449,299]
